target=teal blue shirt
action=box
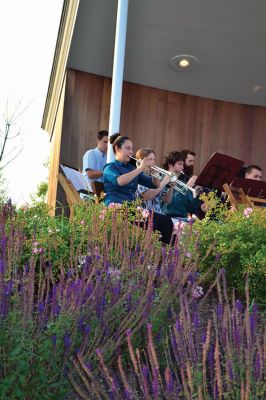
[103,160,155,205]
[162,190,201,218]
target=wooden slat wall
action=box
[120,85,266,174]
[55,68,266,204]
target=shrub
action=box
[187,193,266,304]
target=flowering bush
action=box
[0,200,199,398]
[4,199,160,274]
[1,200,265,398]
[187,193,266,303]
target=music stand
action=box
[60,163,91,194]
[231,177,266,198]
[195,152,244,191]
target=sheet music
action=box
[60,164,93,193]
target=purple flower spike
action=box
[1,236,7,252]
[165,368,174,394]
[235,300,243,313]
[85,361,93,371]
[4,279,13,296]
[64,333,71,348]
[85,255,92,266]
[83,324,90,335]
[193,311,200,330]
[78,317,84,331]
[53,304,61,317]
[175,318,183,333]
[141,365,148,378]
[254,353,261,380]
[217,303,223,319]
[38,302,45,314]
[0,259,4,273]
[51,334,57,345]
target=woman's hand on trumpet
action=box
[160,174,171,187]
[137,156,154,172]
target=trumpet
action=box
[131,157,196,196]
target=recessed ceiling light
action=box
[179,59,190,68]
[169,54,199,71]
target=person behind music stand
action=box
[179,149,198,190]
[180,149,195,177]
[244,165,263,181]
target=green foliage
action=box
[188,192,266,303]
[0,308,74,399]
[7,199,161,274]
[35,181,48,200]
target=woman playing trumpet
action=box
[103,134,173,244]
[135,148,172,214]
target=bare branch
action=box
[0,98,27,168]
[6,129,22,140]
[1,143,23,160]
[0,146,23,169]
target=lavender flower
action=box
[64,333,71,349]
[37,302,45,314]
[83,324,90,335]
[51,334,57,346]
[217,303,223,319]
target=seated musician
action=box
[179,149,197,187]
[82,130,108,197]
[103,134,174,244]
[161,151,205,219]
[244,165,263,181]
[135,148,171,213]
[135,148,174,236]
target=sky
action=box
[0,0,63,205]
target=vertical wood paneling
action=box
[52,69,266,207]
[100,78,111,130]
[60,69,106,171]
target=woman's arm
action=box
[116,158,152,186]
[142,175,171,200]
[162,185,174,204]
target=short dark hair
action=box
[97,130,108,140]
[180,149,196,161]
[245,164,262,174]
[110,133,132,153]
[163,151,183,170]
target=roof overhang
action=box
[43,0,266,133]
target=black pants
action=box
[152,212,174,245]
